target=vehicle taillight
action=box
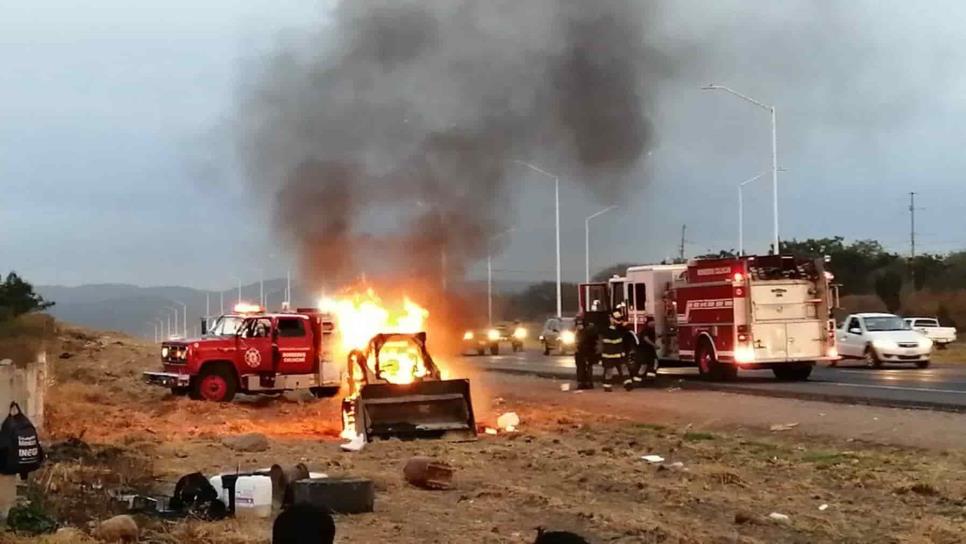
[734,346,756,364]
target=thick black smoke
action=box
[237,0,668,288]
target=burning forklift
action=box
[341,332,476,442]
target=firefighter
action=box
[573,317,598,390]
[600,310,627,392]
[639,317,658,379]
[618,316,641,390]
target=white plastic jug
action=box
[232,475,273,518]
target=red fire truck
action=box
[143,305,343,401]
[578,255,839,380]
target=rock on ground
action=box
[94,515,138,542]
[223,432,270,452]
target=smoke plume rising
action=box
[237,0,669,289]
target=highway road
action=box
[465,350,966,412]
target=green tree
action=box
[874,270,903,313]
[504,281,578,320]
[909,254,945,291]
[781,237,900,294]
[0,272,54,321]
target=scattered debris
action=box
[497,412,520,432]
[6,501,57,535]
[768,512,791,524]
[340,433,366,452]
[818,503,829,511]
[403,456,455,490]
[270,463,311,510]
[484,427,499,435]
[94,514,139,542]
[59,352,73,360]
[769,422,799,432]
[560,383,571,392]
[223,432,270,452]
[665,387,681,392]
[640,455,665,464]
[667,461,685,470]
[170,472,229,520]
[292,477,375,514]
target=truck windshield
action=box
[207,316,244,336]
[864,316,908,332]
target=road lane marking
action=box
[822,382,966,395]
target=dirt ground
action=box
[4,323,966,543]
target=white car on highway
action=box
[903,317,957,349]
[835,313,932,368]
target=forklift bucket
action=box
[356,378,476,441]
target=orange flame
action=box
[320,289,431,386]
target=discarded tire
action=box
[291,477,374,514]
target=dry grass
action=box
[5,322,966,543]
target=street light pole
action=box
[585,205,618,283]
[165,306,179,339]
[487,228,515,326]
[738,172,766,256]
[515,160,562,317]
[703,84,780,252]
[174,300,187,339]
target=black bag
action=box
[0,402,45,479]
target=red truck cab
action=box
[144,308,342,402]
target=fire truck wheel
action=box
[476,347,485,356]
[490,344,500,356]
[310,386,341,398]
[696,341,726,381]
[191,364,237,402]
[772,363,813,381]
[543,342,551,356]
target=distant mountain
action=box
[37,278,536,338]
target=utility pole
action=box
[909,192,917,260]
[679,225,687,262]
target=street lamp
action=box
[585,205,618,283]
[487,228,515,326]
[515,160,562,317]
[147,321,158,343]
[737,173,765,256]
[173,300,188,339]
[165,306,179,339]
[737,169,786,255]
[702,84,780,252]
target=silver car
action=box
[539,317,577,355]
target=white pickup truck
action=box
[904,317,957,348]
[835,313,932,368]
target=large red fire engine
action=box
[143,304,343,402]
[578,255,839,380]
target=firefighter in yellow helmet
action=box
[599,310,628,392]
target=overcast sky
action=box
[4,1,966,289]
